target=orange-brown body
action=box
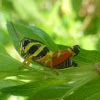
[36,49,75,69]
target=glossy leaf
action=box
[0,44,22,71]
[7,22,59,53]
[58,45,100,64]
[0,64,99,100]
[64,76,100,100]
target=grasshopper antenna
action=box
[10,22,20,41]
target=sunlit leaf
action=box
[0,44,22,71]
[7,22,59,53]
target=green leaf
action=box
[64,76,100,100]
[0,79,63,96]
[0,79,25,90]
[0,44,22,72]
[0,44,11,56]
[7,22,59,53]
[58,45,100,64]
[73,49,100,64]
[0,64,98,99]
[0,93,10,100]
[29,76,96,100]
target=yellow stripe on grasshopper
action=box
[31,45,46,57]
[67,48,75,56]
[24,42,43,53]
[19,42,22,54]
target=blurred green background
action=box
[0,0,100,50]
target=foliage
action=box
[0,0,100,100]
[0,22,100,100]
[0,0,100,50]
